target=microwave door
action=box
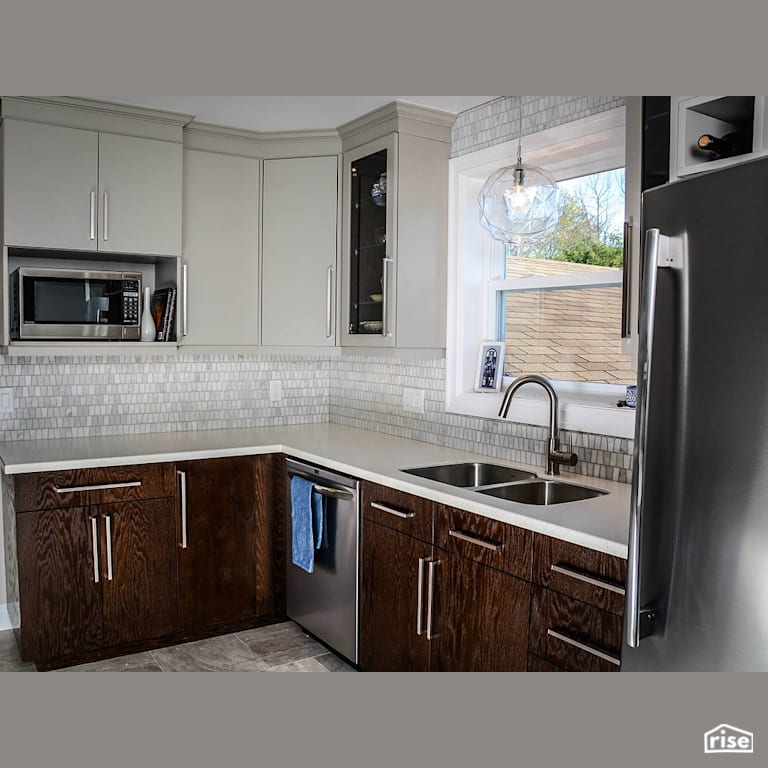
[17,271,140,341]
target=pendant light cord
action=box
[517,101,523,165]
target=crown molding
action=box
[338,100,456,139]
[2,96,194,127]
[184,121,339,144]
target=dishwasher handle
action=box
[313,484,355,501]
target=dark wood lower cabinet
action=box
[431,550,530,672]
[101,498,179,647]
[16,506,105,661]
[16,499,179,662]
[528,586,623,672]
[360,519,431,672]
[176,455,276,633]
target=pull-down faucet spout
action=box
[498,374,578,475]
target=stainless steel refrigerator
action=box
[622,156,768,671]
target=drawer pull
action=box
[370,501,415,519]
[550,563,626,596]
[547,628,621,667]
[449,529,503,551]
[55,480,142,494]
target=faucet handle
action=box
[550,435,578,469]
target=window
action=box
[493,168,635,385]
[446,107,636,438]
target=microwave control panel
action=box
[121,279,141,325]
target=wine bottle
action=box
[696,132,751,160]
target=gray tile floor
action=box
[0,621,355,672]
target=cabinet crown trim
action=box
[184,122,340,144]
[338,100,455,145]
[2,97,194,128]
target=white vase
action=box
[140,286,156,342]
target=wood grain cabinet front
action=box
[532,534,626,615]
[174,455,278,633]
[12,454,279,667]
[362,482,434,543]
[359,489,532,672]
[359,518,432,672]
[528,586,623,672]
[16,498,179,662]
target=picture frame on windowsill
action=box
[475,342,505,392]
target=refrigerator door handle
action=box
[626,227,669,648]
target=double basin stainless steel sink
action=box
[401,461,606,506]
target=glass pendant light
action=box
[478,105,560,243]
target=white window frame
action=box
[446,107,636,439]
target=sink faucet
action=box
[497,374,578,476]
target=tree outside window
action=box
[497,168,636,385]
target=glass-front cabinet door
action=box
[343,134,396,346]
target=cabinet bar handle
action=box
[177,469,187,549]
[550,563,626,595]
[449,529,503,551]
[182,263,189,337]
[370,501,414,519]
[89,189,96,240]
[102,191,109,241]
[104,515,113,581]
[326,265,334,339]
[547,628,621,667]
[426,559,438,640]
[90,517,100,584]
[416,556,428,636]
[381,257,392,337]
[55,480,141,494]
[621,218,633,338]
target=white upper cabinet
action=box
[3,120,99,251]
[98,133,182,256]
[181,149,261,347]
[261,156,339,347]
[2,116,182,256]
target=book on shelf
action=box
[150,287,177,342]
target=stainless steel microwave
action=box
[11,267,142,340]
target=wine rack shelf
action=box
[671,96,768,179]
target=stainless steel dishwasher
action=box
[285,458,360,664]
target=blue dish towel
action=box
[291,476,325,573]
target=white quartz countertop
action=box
[0,423,631,557]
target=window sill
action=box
[447,386,636,439]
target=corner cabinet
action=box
[180,148,262,346]
[339,103,452,351]
[180,125,342,349]
[261,156,340,347]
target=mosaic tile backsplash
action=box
[330,356,633,484]
[451,96,626,157]
[0,353,633,483]
[0,354,330,442]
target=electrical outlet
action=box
[0,388,13,414]
[269,380,282,403]
[403,387,425,414]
